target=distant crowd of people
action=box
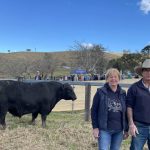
[34,71,101,81]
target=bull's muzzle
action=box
[72,95,77,101]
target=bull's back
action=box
[6,81,61,116]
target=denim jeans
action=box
[130,121,150,150]
[98,130,123,150]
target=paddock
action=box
[0,78,148,150]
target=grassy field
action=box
[0,111,132,150]
[0,79,148,150]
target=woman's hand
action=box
[93,128,99,139]
[123,131,129,140]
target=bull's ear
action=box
[62,84,65,89]
[63,83,69,88]
[58,84,64,98]
[60,84,65,91]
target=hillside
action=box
[0,51,120,78]
[0,50,120,62]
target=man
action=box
[35,71,42,80]
[127,59,150,150]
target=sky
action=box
[0,0,150,53]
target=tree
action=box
[108,53,144,73]
[4,57,35,78]
[121,53,144,72]
[33,53,58,79]
[141,45,150,58]
[4,59,26,77]
[107,58,123,71]
[70,42,107,74]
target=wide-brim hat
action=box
[135,59,150,76]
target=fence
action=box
[59,81,132,121]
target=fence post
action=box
[71,85,75,112]
[17,76,24,82]
[85,83,91,121]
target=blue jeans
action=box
[130,121,150,150]
[98,130,123,150]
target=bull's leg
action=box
[0,102,7,130]
[0,114,6,130]
[31,112,38,125]
[0,110,7,129]
[41,115,47,128]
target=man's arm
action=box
[127,107,134,125]
[127,107,139,137]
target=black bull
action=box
[0,80,77,129]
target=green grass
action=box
[0,110,142,150]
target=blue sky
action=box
[0,0,150,53]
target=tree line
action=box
[70,42,150,76]
[107,45,150,74]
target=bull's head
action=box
[62,83,77,100]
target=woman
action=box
[91,68,128,150]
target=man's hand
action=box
[129,124,139,137]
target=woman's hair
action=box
[105,68,120,80]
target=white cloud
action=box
[81,43,93,49]
[139,0,150,14]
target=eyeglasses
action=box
[142,68,150,72]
